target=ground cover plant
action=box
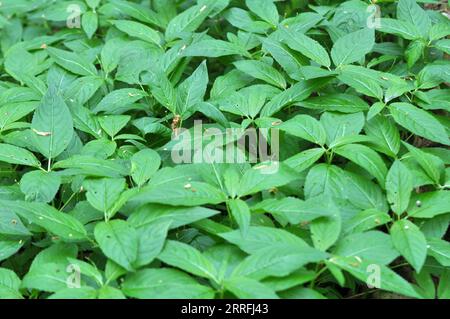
[0,0,449,299]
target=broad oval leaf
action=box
[386,160,412,215]
[331,28,375,66]
[31,87,74,161]
[334,143,388,186]
[278,114,326,145]
[47,47,97,76]
[0,143,40,167]
[122,268,215,299]
[390,103,450,146]
[390,220,427,273]
[94,220,138,271]
[0,200,87,241]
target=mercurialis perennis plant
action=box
[0,0,449,300]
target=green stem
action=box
[59,192,78,211]
[310,263,327,289]
[47,158,52,172]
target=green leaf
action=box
[408,191,450,218]
[0,268,22,299]
[344,209,391,235]
[82,11,98,39]
[427,237,450,267]
[29,243,77,270]
[224,7,271,34]
[438,270,450,299]
[262,269,315,292]
[367,102,386,120]
[4,47,46,95]
[417,63,450,89]
[0,237,24,263]
[331,28,375,66]
[0,101,38,131]
[94,220,138,271]
[330,256,420,298]
[386,160,413,215]
[183,39,249,58]
[419,214,450,239]
[429,22,450,41]
[311,211,341,251]
[224,277,278,299]
[66,258,103,286]
[279,287,326,299]
[390,103,450,146]
[232,244,327,280]
[278,114,326,145]
[219,226,308,254]
[254,195,333,225]
[130,149,161,187]
[53,155,130,178]
[305,164,388,213]
[0,208,31,237]
[338,66,384,100]
[321,112,365,146]
[131,180,226,207]
[64,76,104,105]
[238,162,299,196]
[129,204,220,229]
[298,94,369,113]
[31,86,74,161]
[21,263,69,293]
[405,40,426,68]
[105,260,127,283]
[165,0,229,41]
[434,39,450,55]
[261,78,330,116]
[397,0,430,37]
[245,0,278,26]
[93,88,148,114]
[83,178,126,219]
[105,0,162,26]
[390,220,427,273]
[142,69,177,113]
[414,269,435,299]
[98,286,126,299]
[98,115,130,138]
[365,115,400,157]
[111,20,160,46]
[81,139,116,159]
[101,38,127,74]
[403,142,444,185]
[0,143,40,167]
[228,198,251,237]
[177,60,209,114]
[20,170,61,203]
[49,286,97,299]
[334,143,388,186]
[333,231,399,265]
[122,268,215,299]
[261,37,303,76]
[378,18,421,40]
[158,240,218,282]
[0,200,87,241]
[279,26,330,67]
[233,60,286,89]
[86,0,100,9]
[134,220,170,268]
[284,148,325,173]
[47,47,97,76]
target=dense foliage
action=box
[0,0,449,299]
